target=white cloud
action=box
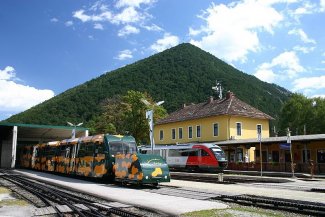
[0,66,15,80]
[112,7,144,24]
[73,9,112,23]
[150,33,180,52]
[65,21,73,27]
[50,18,59,23]
[94,23,104,30]
[288,28,316,44]
[142,24,163,32]
[293,75,325,91]
[118,25,140,37]
[254,51,305,82]
[293,45,315,54]
[321,0,325,11]
[0,66,55,113]
[115,49,133,60]
[254,69,277,83]
[189,1,285,63]
[115,0,155,8]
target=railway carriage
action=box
[139,143,228,172]
[18,134,170,185]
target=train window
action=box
[210,147,226,160]
[85,143,94,156]
[188,150,198,156]
[95,142,105,155]
[109,141,137,156]
[201,149,210,156]
[168,149,181,157]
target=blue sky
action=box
[1,0,325,121]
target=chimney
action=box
[208,96,214,103]
[226,91,234,99]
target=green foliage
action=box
[278,93,325,135]
[88,90,167,144]
[4,43,290,132]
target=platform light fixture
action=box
[141,99,164,153]
[67,122,83,139]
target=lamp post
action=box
[258,132,262,177]
[287,128,295,178]
[67,122,83,139]
[141,99,164,153]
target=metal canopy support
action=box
[11,126,17,168]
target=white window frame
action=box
[159,130,164,141]
[213,123,219,137]
[236,122,242,136]
[178,127,183,139]
[196,125,201,138]
[171,128,176,140]
[188,126,193,139]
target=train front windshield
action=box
[109,141,137,156]
[210,147,226,161]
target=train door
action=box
[76,141,94,177]
[68,144,77,174]
[93,142,106,177]
[161,149,167,160]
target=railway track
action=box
[145,185,325,216]
[0,171,159,217]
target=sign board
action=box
[280,143,290,150]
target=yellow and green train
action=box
[18,134,170,185]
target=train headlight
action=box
[145,176,148,179]
[165,175,167,179]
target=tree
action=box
[88,90,167,144]
[278,93,325,135]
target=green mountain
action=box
[5,43,290,126]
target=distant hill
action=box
[5,43,291,126]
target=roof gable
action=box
[157,92,273,125]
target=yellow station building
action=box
[154,91,273,162]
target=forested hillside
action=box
[4,43,291,126]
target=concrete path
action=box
[14,169,228,216]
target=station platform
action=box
[224,169,325,179]
[13,169,228,216]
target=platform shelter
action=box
[0,123,88,169]
[215,134,325,174]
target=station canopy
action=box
[0,122,88,142]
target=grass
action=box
[182,206,288,217]
[0,186,29,207]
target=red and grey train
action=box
[139,143,228,172]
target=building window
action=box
[317,149,325,163]
[213,123,219,137]
[178,128,183,139]
[171,129,176,140]
[236,122,242,136]
[159,130,164,140]
[188,126,193,139]
[196,125,201,138]
[257,124,262,135]
[272,151,279,162]
[302,150,310,163]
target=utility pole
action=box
[212,80,223,99]
[287,128,295,178]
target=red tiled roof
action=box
[156,92,274,125]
